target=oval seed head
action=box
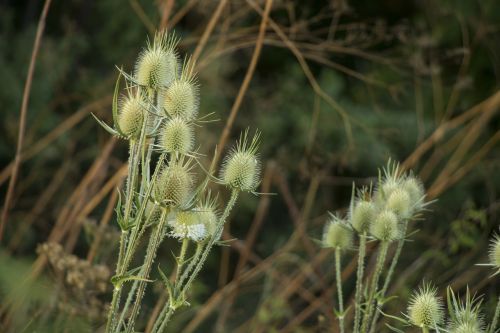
[407,284,444,328]
[163,80,199,120]
[168,211,206,241]
[370,210,399,242]
[159,117,194,154]
[451,322,484,333]
[135,32,178,89]
[322,217,353,250]
[351,200,377,233]
[385,188,412,219]
[118,94,145,139]
[221,130,261,192]
[154,159,193,208]
[488,235,500,269]
[195,194,219,240]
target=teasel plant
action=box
[92,31,261,333]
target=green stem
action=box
[335,249,345,333]
[353,232,367,333]
[360,241,389,333]
[176,238,190,282]
[125,209,169,333]
[368,221,408,333]
[152,190,240,333]
[422,327,429,333]
[490,295,500,333]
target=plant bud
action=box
[451,322,483,333]
[118,95,145,139]
[221,131,260,192]
[159,117,194,154]
[370,210,399,242]
[385,188,412,219]
[322,218,353,250]
[154,160,193,208]
[350,200,376,233]
[407,284,444,328]
[402,176,425,207]
[135,32,178,89]
[168,211,206,241]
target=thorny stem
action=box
[335,249,345,333]
[490,295,500,333]
[368,220,409,333]
[422,327,429,333]
[125,209,169,333]
[153,190,240,333]
[360,241,389,333]
[353,232,367,333]
[176,238,190,282]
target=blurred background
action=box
[1,0,499,332]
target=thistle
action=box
[162,59,199,120]
[370,209,400,243]
[322,215,353,250]
[221,130,261,192]
[407,283,444,330]
[350,199,376,234]
[154,158,194,208]
[135,31,178,89]
[117,92,146,140]
[158,117,194,154]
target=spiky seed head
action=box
[488,235,500,268]
[118,94,145,139]
[451,322,484,333]
[350,200,377,233]
[159,117,194,154]
[370,210,400,242]
[402,176,425,209]
[322,217,353,250]
[135,32,178,89]
[163,80,199,120]
[168,211,206,241]
[221,130,261,192]
[195,203,219,240]
[154,160,193,208]
[385,188,412,219]
[407,284,444,328]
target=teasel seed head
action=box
[162,59,199,120]
[488,234,500,269]
[322,216,353,250]
[159,117,194,154]
[221,130,261,192]
[407,283,444,328]
[135,31,178,89]
[350,200,377,233]
[451,322,484,333]
[154,158,194,208]
[118,93,145,139]
[385,188,412,219]
[370,209,400,242]
[402,176,425,209]
[168,211,206,241]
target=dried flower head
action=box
[135,31,178,89]
[407,283,444,328]
[370,210,399,242]
[154,158,194,208]
[350,199,377,233]
[118,93,145,139]
[322,215,353,250]
[168,211,206,241]
[221,130,261,192]
[159,117,194,154]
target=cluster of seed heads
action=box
[96,31,261,244]
[322,161,426,248]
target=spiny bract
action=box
[350,200,376,233]
[118,95,145,139]
[159,117,194,154]
[322,218,353,250]
[489,235,500,269]
[370,210,399,242]
[407,284,444,328]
